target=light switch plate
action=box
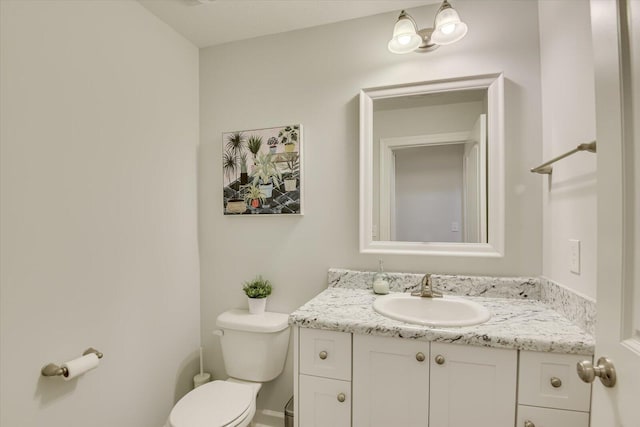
[569,239,581,274]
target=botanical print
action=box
[223,125,302,215]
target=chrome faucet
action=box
[411,274,443,298]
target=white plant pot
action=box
[284,178,297,192]
[247,297,267,314]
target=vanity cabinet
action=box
[294,328,591,427]
[429,342,517,427]
[352,335,429,427]
[516,351,592,427]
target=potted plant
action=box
[223,149,245,214]
[283,155,300,192]
[239,152,249,185]
[267,136,279,154]
[244,184,266,209]
[247,135,263,163]
[242,275,272,314]
[278,125,299,153]
[252,152,282,198]
[224,132,247,213]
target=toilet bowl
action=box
[167,309,290,427]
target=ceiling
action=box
[138,0,436,48]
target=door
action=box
[352,334,429,427]
[429,343,517,427]
[590,0,640,425]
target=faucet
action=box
[411,274,443,298]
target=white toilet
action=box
[168,309,290,427]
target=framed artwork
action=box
[223,124,303,215]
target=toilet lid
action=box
[169,381,253,427]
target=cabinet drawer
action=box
[300,328,351,380]
[517,404,590,427]
[519,351,592,412]
[299,374,351,427]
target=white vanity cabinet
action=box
[293,328,592,427]
[516,351,592,427]
[352,335,430,427]
[429,342,517,427]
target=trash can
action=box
[284,396,294,427]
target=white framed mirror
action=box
[359,73,504,257]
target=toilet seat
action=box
[169,380,254,427]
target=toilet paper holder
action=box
[41,347,103,377]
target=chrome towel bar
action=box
[41,347,103,377]
[530,141,596,174]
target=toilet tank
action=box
[216,309,290,382]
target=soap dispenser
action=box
[373,260,390,295]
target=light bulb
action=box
[440,23,455,35]
[398,35,412,45]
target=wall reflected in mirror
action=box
[372,89,488,243]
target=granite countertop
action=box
[289,287,595,355]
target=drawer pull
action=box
[435,354,445,365]
[524,421,535,427]
[416,352,425,362]
[550,377,562,388]
[319,351,328,360]
[337,392,346,403]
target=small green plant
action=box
[278,125,299,145]
[244,184,266,204]
[243,276,272,299]
[252,152,282,187]
[247,135,263,160]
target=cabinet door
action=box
[430,342,517,427]
[352,334,430,427]
[517,405,590,427]
[299,374,351,427]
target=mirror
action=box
[359,73,504,257]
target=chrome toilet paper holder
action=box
[41,347,103,377]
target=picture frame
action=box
[223,124,303,215]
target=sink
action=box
[373,293,491,327]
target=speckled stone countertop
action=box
[289,286,595,355]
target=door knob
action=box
[319,351,328,360]
[337,393,346,403]
[435,354,445,365]
[577,357,616,387]
[524,421,535,427]
[416,352,425,362]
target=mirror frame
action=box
[359,73,505,257]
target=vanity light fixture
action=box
[388,0,468,54]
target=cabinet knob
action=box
[524,421,535,427]
[319,351,328,360]
[577,357,616,387]
[416,352,425,362]
[435,354,445,365]
[550,377,562,388]
[337,392,346,403]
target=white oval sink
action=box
[373,293,491,327]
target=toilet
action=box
[168,309,290,427]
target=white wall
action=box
[199,0,542,414]
[395,145,464,242]
[538,0,597,299]
[0,1,200,426]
